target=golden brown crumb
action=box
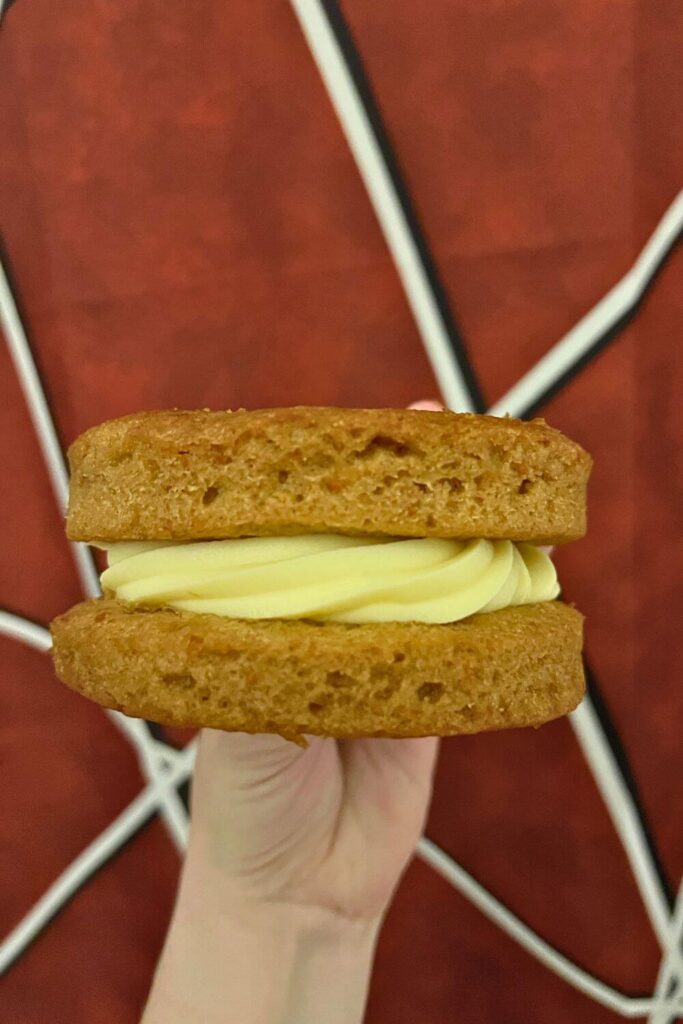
[66,407,591,544]
[51,599,585,742]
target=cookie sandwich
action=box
[51,407,591,742]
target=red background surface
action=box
[1,2,681,1021]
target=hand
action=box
[142,401,442,1024]
[143,733,438,1024]
[189,727,438,918]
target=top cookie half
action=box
[66,408,591,544]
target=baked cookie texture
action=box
[52,406,591,739]
[66,407,591,545]
[51,599,584,743]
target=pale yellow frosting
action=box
[97,534,559,624]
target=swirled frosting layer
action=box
[97,534,559,624]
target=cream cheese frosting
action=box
[97,534,559,625]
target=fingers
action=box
[385,735,440,778]
[196,728,313,782]
[337,736,440,858]
[354,735,439,779]
[340,735,440,804]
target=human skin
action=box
[142,730,439,1023]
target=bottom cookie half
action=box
[51,599,584,741]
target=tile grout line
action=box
[570,702,674,952]
[1,260,191,849]
[289,0,478,413]
[418,837,679,1018]
[489,190,683,419]
[0,257,99,598]
[0,745,195,976]
[649,881,683,1024]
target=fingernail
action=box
[408,400,444,411]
